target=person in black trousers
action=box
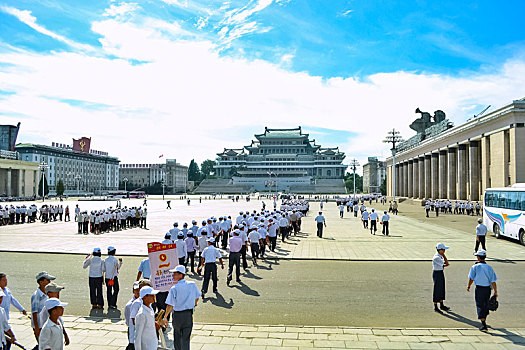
[432,243,450,313]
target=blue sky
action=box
[0,0,524,166]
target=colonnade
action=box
[394,140,481,201]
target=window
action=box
[520,192,525,211]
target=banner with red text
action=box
[147,242,178,292]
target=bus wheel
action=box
[493,224,501,239]
[519,229,525,246]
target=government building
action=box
[196,127,347,193]
[386,98,525,201]
[363,157,386,194]
[119,159,188,193]
[15,137,120,194]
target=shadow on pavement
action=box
[232,281,259,297]
[202,291,234,309]
[242,269,262,280]
[439,311,479,328]
[87,307,121,321]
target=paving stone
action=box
[239,331,270,338]
[376,341,411,349]
[191,335,223,343]
[373,329,404,336]
[407,342,443,349]
[281,339,314,346]
[221,337,253,345]
[417,336,450,343]
[327,334,359,341]
[440,344,475,350]
[313,339,347,348]
[268,332,298,339]
[314,327,344,334]
[344,340,378,349]
[298,333,329,340]
[402,330,433,336]
[472,344,508,350]
[388,336,421,343]
[250,338,283,346]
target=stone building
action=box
[363,157,386,194]
[213,127,347,192]
[119,159,188,193]
[386,98,525,201]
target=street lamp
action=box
[39,162,49,202]
[349,159,359,199]
[383,128,404,201]
[75,174,82,196]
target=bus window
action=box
[508,191,519,210]
[520,192,525,211]
[498,191,506,208]
[487,192,494,207]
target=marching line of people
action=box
[0,204,70,226]
[75,205,148,235]
[425,199,482,218]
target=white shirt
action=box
[39,319,63,350]
[370,212,378,220]
[0,286,25,319]
[202,245,221,263]
[134,304,158,350]
[432,252,445,271]
[176,239,188,259]
[0,308,11,345]
[103,256,122,279]
[248,231,260,244]
[314,215,325,223]
[381,214,390,222]
[83,256,104,278]
[476,224,487,236]
[362,211,369,220]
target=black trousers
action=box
[475,286,491,319]
[317,222,323,237]
[105,276,119,307]
[172,309,193,350]
[382,221,389,235]
[187,251,196,272]
[426,209,430,217]
[228,251,241,281]
[179,257,186,266]
[202,263,217,293]
[269,236,277,251]
[240,245,248,269]
[89,277,104,306]
[250,243,260,263]
[370,220,377,233]
[475,236,486,251]
[156,291,169,316]
[280,227,288,242]
[433,270,445,302]
[78,222,83,233]
[340,211,344,218]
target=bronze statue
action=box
[410,108,447,134]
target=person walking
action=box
[134,286,159,350]
[361,209,369,229]
[381,210,390,236]
[339,203,344,218]
[369,209,378,235]
[432,243,450,313]
[467,249,498,331]
[200,238,224,297]
[425,201,430,217]
[0,273,27,319]
[185,232,197,273]
[163,266,201,350]
[248,228,261,266]
[103,246,122,310]
[0,290,16,350]
[227,230,242,285]
[83,248,104,309]
[31,271,55,349]
[314,211,326,238]
[475,218,487,252]
[38,298,68,350]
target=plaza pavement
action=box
[8,314,525,350]
[1,197,524,260]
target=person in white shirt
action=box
[339,203,344,218]
[475,218,488,252]
[103,246,123,310]
[134,287,160,350]
[38,298,68,350]
[175,233,188,266]
[0,273,27,319]
[369,209,379,235]
[314,212,326,238]
[0,290,16,349]
[83,248,104,309]
[125,282,140,349]
[432,243,450,313]
[361,209,369,229]
[200,238,224,297]
[185,232,197,273]
[381,211,390,236]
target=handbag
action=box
[488,295,498,311]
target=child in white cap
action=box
[134,286,160,350]
[39,298,68,350]
[0,290,16,349]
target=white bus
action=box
[483,183,525,245]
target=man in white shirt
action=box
[134,287,159,350]
[475,218,487,252]
[361,209,369,229]
[339,203,344,218]
[175,233,188,266]
[0,273,27,319]
[125,282,140,349]
[369,209,379,235]
[38,298,67,350]
[381,211,390,236]
[0,290,16,348]
[200,238,224,297]
[314,212,326,238]
[103,246,123,310]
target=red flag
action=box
[159,154,164,158]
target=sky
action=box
[1,0,525,171]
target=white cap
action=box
[474,249,487,256]
[133,281,140,289]
[108,246,116,251]
[93,247,101,253]
[436,243,449,250]
[169,265,186,274]
[139,286,159,299]
[208,237,215,243]
[44,297,68,310]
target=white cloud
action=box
[1,5,524,170]
[103,2,140,18]
[0,5,94,52]
[339,9,354,17]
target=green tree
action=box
[56,179,65,196]
[188,159,200,181]
[380,178,387,195]
[38,175,49,197]
[344,172,363,194]
[200,159,217,179]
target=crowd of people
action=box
[75,205,148,234]
[0,204,70,226]
[425,199,482,217]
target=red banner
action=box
[72,137,91,153]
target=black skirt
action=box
[433,270,445,302]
